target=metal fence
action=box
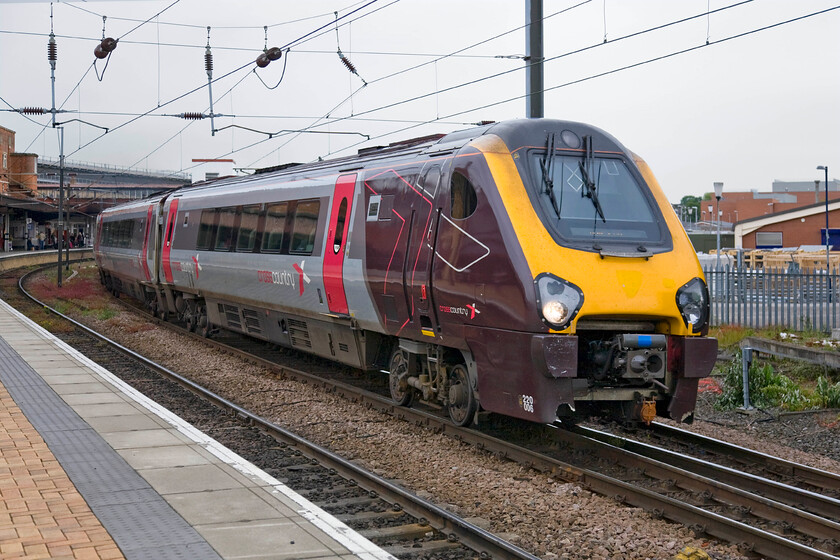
[704,266,840,332]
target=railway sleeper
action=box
[381,538,464,556]
[360,522,439,540]
[313,496,380,509]
[334,510,407,524]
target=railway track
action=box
[11,264,840,560]
[560,424,840,554]
[8,264,538,560]
[604,421,840,498]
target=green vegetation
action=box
[714,348,840,412]
[96,307,118,321]
[816,376,840,409]
[711,324,835,352]
[716,353,811,411]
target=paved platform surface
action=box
[0,297,396,560]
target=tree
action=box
[680,195,701,212]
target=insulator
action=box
[47,34,57,62]
[266,47,282,61]
[205,47,213,73]
[180,112,205,120]
[100,37,117,53]
[255,53,270,68]
[20,107,47,115]
[339,53,357,74]
[94,44,108,59]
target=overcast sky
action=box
[1,0,838,203]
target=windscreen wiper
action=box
[539,132,562,219]
[579,135,606,223]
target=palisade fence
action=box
[704,266,840,332]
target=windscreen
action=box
[531,154,665,246]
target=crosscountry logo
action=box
[439,303,481,320]
[293,261,311,296]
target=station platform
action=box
[0,297,396,560]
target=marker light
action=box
[535,273,583,330]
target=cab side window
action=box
[450,171,477,220]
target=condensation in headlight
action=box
[535,274,583,329]
[676,277,709,331]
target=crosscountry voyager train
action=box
[95,119,717,426]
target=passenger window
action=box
[214,207,236,251]
[290,200,320,255]
[132,219,144,250]
[333,198,348,254]
[196,209,217,250]
[236,205,260,252]
[261,202,288,253]
[450,172,477,220]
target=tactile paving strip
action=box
[0,336,223,560]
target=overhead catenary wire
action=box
[239,3,838,171]
[8,1,834,175]
[331,3,840,158]
[17,0,181,152]
[112,1,395,170]
[61,0,372,31]
[3,0,761,163]
[242,0,592,168]
[12,0,385,161]
[245,0,757,166]
[57,0,387,159]
[0,29,527,60]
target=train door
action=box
[323,174,356,314]
[139,205,154,282]
[161,198,179,283]
[406,163,444,334]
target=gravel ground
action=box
[79,312,773,560]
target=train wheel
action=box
[447,364,477,427]
[184,302,197,332]
[196,304,212,338]
[388,349,413,407]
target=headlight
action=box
[535,274,583,329]
[676,277,709,332]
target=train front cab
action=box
[457,124,718,425]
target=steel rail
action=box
[649,421,840,492]
[17,266,840,559]
[16,268,540,560]
[561,425,840,546]
[572,424,840,523]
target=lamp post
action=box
[818,166,830,271]
[714,182,723,270]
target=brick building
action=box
[712,180,840,225]
[734,200,840,250]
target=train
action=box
[94,118,717,427]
